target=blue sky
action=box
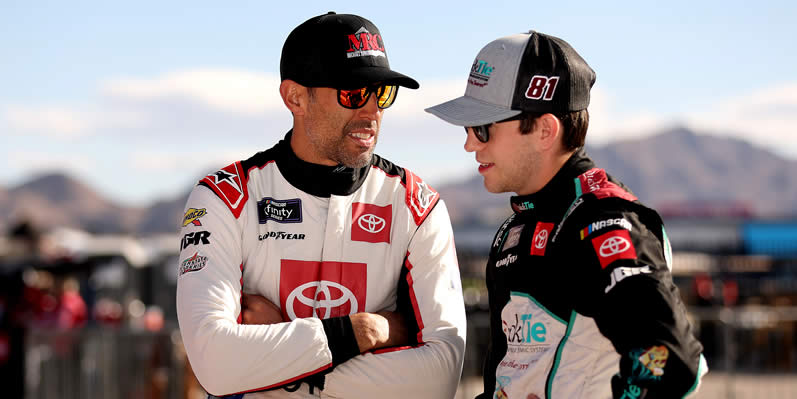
[2,1,796,206]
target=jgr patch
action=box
[592,229,637,269]
[180,231,211,250]
[182,208,207,227]
[179,252,207,275]
[258,198,302,224]
[529,222,554,256]
[604,265,652,293]
[351,202,392,244]
[279,260,367,320]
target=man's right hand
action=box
[350,311,409,352]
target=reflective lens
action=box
[464,113,526,143]
[337,85,399,109]
[465,125,490,143]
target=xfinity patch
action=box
[258,197,302,224]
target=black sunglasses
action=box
[337,85,399,110]
[464,113,526,143]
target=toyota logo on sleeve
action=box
[358,214,386,233]
[599,236,631,257]
[591,229,638,269]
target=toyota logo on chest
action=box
[351,202,392,243]
[358,213,386,233]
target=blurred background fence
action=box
[2,215,797,398]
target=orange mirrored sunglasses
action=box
[337,85,399,109]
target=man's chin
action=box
[483,180,509,194]
[340,152,373,169]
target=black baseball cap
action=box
[280,12,419,90]
[425,31,595,126]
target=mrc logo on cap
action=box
[346,27,386,58]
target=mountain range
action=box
[2,127,796,236]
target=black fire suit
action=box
[478,149,707,399]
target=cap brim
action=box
[340,66,419,89]
[425,95,521,126]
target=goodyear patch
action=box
[182,208,207,227]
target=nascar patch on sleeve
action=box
[591,229,637,269]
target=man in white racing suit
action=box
[176,12,466,399]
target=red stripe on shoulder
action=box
[578,168,637,201]
[403,169,440,226]
[199,161,249,219]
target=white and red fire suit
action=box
[176,132,466,398]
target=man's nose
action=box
[464,128,485,152]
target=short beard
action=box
[304,97,377,169]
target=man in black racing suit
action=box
[426,30,707,398]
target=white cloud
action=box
[685,82,797,146]
[4,106,97,138]
[8,151,97,176]
[2,68,283,140]
[101,68,283,115]
[130,148,255,172]
[584,82,797,159]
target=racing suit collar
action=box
[509,148,595,214]
[275,130,372,198]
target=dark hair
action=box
[518,109,589,151]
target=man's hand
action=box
[240,293,409,352]
[350,311,409,353]
[241,293,285,325]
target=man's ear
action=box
[280,80,306,116]
[536,113,562,151]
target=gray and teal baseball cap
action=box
[425,31,595,126]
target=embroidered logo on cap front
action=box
[469,59,494,87]
[347,27,386,58]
